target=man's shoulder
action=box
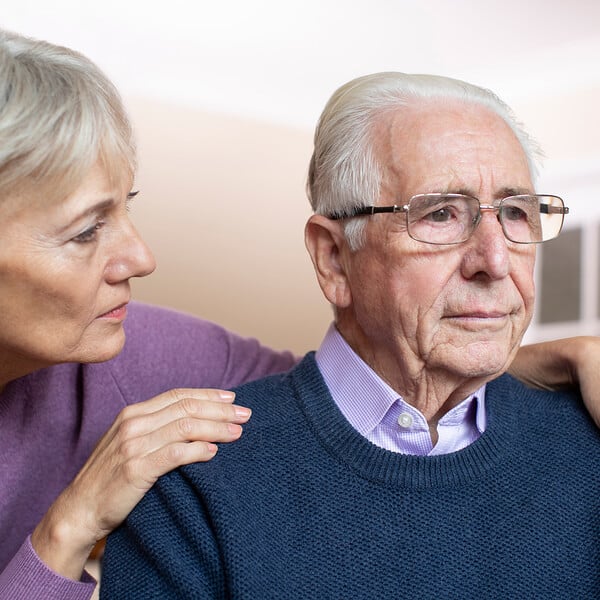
[229,352,320,408]
[488,372,598,446]
[174,354,322,476]
[488,372,586,412]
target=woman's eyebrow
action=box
[57,198,115,234]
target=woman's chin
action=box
[69,328,127,365]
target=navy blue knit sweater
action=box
[102,354,600,599]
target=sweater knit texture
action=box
[102,353,600,600]
[0,302,295,600]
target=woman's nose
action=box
[105,221,156,283]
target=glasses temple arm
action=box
[540,204,569,215]
[328,205,403,219]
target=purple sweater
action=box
[0,303,296,600]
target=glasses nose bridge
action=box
[478,201,502,216]
[470,202,505,239]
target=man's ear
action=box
[305,215,353,309]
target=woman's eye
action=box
[126,190,139,213]
[72,221,105,243]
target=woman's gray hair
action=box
[0,29,135,202]
[306,72,543,249]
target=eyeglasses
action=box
[328,193,569,245]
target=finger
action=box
[117,412,246,461]
[154,441,221,468]
[115,395,251,442]
[126,388,236,417]
[129,441,222,487]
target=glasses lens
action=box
[500,195,565,243]
[407,194,479,244]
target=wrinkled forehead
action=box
[373,101,533,200]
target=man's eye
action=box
[426,207,453,223]
[502,206,528,222]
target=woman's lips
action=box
[98,303,128,319]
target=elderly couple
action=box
[1,29,598,600]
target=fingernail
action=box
[218,391,235,400]
[228,423,243,435]
[207,443,218,454]
[234,406,252,419]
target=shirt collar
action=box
[315,323,487,440]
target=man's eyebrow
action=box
[495,186,533,198]
[451,187,476,197]
[441,186,533,199]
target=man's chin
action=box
[437,339,515,380]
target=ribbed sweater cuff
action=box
[0,536,96,600]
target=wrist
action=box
[31,502,97,581]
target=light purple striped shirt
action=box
[315,324,486,456]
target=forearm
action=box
[0,537,95,600]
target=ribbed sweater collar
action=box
[289,352,526,490]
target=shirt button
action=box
[397,412,413,428]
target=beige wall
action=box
[128,98,331,355]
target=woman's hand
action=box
[509,337,600,427]
[30,388,250,580]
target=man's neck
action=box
[335,319,490,424]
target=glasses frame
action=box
[328,193,569,245]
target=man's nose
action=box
[460,210,510,281]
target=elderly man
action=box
[101,73,599,599]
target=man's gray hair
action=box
[0,29,135,202]
[306,72,543,249]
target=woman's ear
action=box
[304,215,353,309]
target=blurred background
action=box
[3,0,600,354]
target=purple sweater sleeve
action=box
[0,538,95,600]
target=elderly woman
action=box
[0,30,597,600]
